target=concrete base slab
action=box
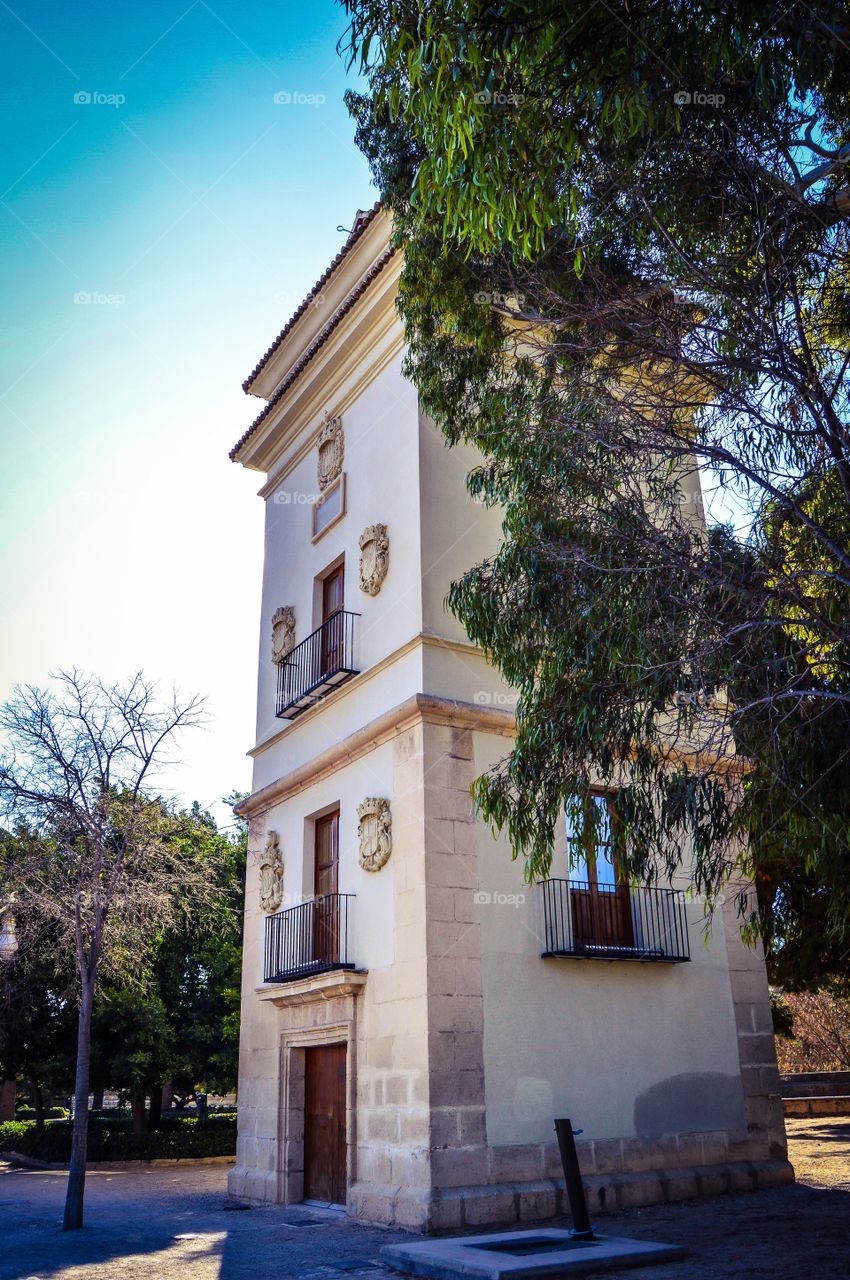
[381,1228,686,1278]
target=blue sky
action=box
[0,0,374,821]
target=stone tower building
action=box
[228,205,792,1230]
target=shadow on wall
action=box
[634,1072,745,1140]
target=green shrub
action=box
[0,1122,33,1148]
[14,1107,68,1120]
[0,1114,236,1162]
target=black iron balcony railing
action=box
[539,879,690,963]
[276,610,359,718]
[263,893,355,983]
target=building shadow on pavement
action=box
[3,1152,850,1280]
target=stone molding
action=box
[238,692,515,817]
[243,203,383,397]
[238,209,394,426]
[358,524,389,595]
[236,252,403,473]
[256,969,368,1007]
[247,621,742,779]
[276,999,361,1205]
[247,633,490,758]
[256,325,405,500]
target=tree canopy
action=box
[1,801,245,1130]
[341,0,850,980]
[0,671,214,1227]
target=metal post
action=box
[554,1117,594,1239]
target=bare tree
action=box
[775,992,850,1072]
[0,672,206,1230]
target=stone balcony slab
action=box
[255,969,367,1007]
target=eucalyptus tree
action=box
[340,1,850,955]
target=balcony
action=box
[539,879,690,963]
[263,893,355,983]
[276,611,359,718]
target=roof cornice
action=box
[241,201,383,394]
[229,242,397,463]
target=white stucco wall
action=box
[473,731,745,1147]
[259,740,397,982]
[418,409,506,654]
[251,386,515,795]
[254,347,421,764]
[250,643,424,794]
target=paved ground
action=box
[1,1117,848,1280]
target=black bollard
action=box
[554,1117,594,1239]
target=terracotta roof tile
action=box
[229,244,396,461]
[241,201,382,393]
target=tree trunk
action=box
[28,1073,44,1131]
[91,1088,104,1111]
[63,977,94,1230]
[130,1094,148,1135]
[148,1085,163,1130]
[161,1081,175,1112]
[0,1078,16,1121]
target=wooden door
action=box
[303,1043,347,1204]
[571,881,634,948]
[320,564,345,676]
[313,811,339,966]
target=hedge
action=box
[0,1114,236,1163]
[14,1107,68,1120]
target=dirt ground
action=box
[783,1115,850,1190]
[1,1116,848,1280]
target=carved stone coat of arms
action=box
[317,415,344,491]
[271,606,296,664]
[259,830,284,913]
[357,798,392,872]
[358,524,389,596]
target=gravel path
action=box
[1,1117,848,1279]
